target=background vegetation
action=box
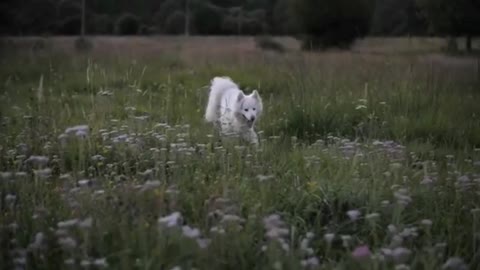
[1,36,480,269]
[1,0,479,50]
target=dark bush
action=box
[292,0,374,50]
[164,11,185,34]
[74,37,93,52]
[57,16,81,35]
[115,14,140,35]
[91,14,113,34]
[255,36,285,52]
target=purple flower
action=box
[352,245,371,260]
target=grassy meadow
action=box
[1,36,480,270]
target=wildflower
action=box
[341,235,352,248]
[352,245,371,260]
[93,258,108,268]
[13,257,27,265]
[221,214,245,224]
[140,180,161,192]
[381,200,391,207]
[158,212,182,227]
[78,217,93,229]
[78,179,91,187]
[300,257,320,268]
[266,227,290,239]
[324,233,335,244]
[390,163,402,170]
[28,232,45,250]
[25,155,49,167]
[365,212,380,221]
[91,155,105,162]
[273,261,283,270]
[64,258,75,265]
[5,194,16,203]
[210,226,225,234]
[387,224,397,234]
[395,264,410,270]
[392,247,412,263]
[65,125,89,137]
[34,168,52,179]
[81,259,92,267]
[442,257,467,270]
[57,219,79,229]
[346,209,361,221]
[196,238,211,249]
[394,189,412,206]
[420,219,433,227]
[58,237,77,250]
[182,226,200,238]
[257,174,274,182]
[420,176,434,185]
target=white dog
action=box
[205,77,263,144]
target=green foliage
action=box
[114,13,141,35]
[292,0,375,50]
[417,0,480,50]
[1,38,480,269]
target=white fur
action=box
[205,77,263,144]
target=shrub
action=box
[115,14,140,35]
[292,0,374,50]
[74,37,93,52]
[254,36,285,53]
[164,11,185,34]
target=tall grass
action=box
[0,37,479,270]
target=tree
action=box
[417,0,480,51]
[292,0,374,50]
[115,14,140,35]
[370,0,426,36]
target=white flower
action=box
[324,233,335,244]
[365,212,380,221]
[79,217,93,229]
[57,219,79,228]
[442,257,467,270]
[158,212,182,227]
[93,258,108,268]
[301,256,320,268]
[58,237,77,250]
[196,238,211,249]
[182,226,200,238]
[65,125,89,137]
[25,155,49,167]
[346,209,361,221]
[420,219,433,226]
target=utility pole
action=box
[185,0,190,36]
[81,0,86,37]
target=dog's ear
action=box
[237,93,244,102]
[252,90,261,100]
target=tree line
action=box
[0,0,478,50]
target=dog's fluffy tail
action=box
[205,77,238,122]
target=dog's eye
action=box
[252,108,256,111]
[244,109,248,112]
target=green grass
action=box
[1,37,480,270]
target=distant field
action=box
[1,36,480,270]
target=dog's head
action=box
[234,90,263,127]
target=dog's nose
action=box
[250,116,255,121]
